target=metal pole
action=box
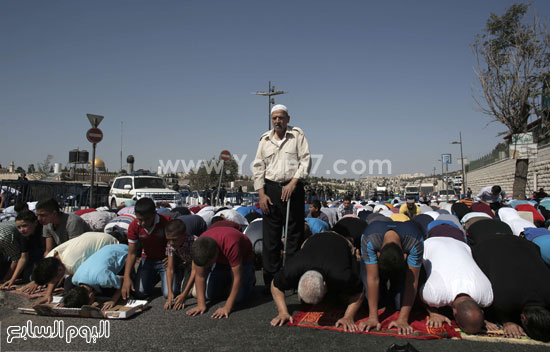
[120,121,123,172]
[282,200,291,267]
[89,143,96,208]
[445,163,449,202]
[216,161,224,207]
[440,160,444,187]
[268,81,272,131]
[459,132,466,196]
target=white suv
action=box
[435,189,458,202]
[108,175,182,209]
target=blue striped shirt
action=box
[361,221,424,268]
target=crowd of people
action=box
[1,103,550,344]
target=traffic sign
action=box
[220,150,231,161]
[441,154,452,164]
[86,114,104,128]
[87,128,103,143]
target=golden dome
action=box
[89,158,106,168]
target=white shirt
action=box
[253,125,311,191]
[497,208,536,236]
[506,217,536,237]
[216,209,249,226]
[476,186,506,203]
[321,207,338,227]
[420,237,493,308]
[197,208,215,226]
[47,232,118,274]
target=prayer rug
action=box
[288,304,461,340]
[459,326,550,346]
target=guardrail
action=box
[0,180,109,210]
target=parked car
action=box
[108,174,183,209]
[434,189,458,202]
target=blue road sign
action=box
[441,154,452,164]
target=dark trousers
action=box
[262,181,305,277]
[360,263,405,310]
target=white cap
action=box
[271,104,288,114]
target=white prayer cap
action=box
[271,104,288,114]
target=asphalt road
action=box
[1,272,548,352]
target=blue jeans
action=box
[134,257,183,299]
[205,262,255,303]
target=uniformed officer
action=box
[252,104,311,290]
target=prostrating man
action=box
[420,237,493,334]
[253,104,311,290]
[470,232,550,341]
[64,244,128,310]
[360,221,424,335]
[36,199,91,254]
[0,222,24,286]
[307,200,329,224]
[186,226,255,319]
[29,231,118,304]
[270,231,364,331]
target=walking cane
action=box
[282,199,291,267]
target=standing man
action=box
[253,104,311,291]
[338,196,357,218]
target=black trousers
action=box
[262,180,305,276]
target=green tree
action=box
[188,157,239,190]
[15,166,25,174]
[472,3,550,199]
[27,164,35,173]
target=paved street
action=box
[1,272,548,352]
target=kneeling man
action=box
[270,231,364,331]
[420,237,493,334]
[186,227,255,319]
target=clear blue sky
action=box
[1,0,549,177]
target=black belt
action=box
[265,179,291,187]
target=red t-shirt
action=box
[201,227,253,267]
[127,214,169,261]
[75,208,97,216]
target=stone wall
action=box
[466,144,550,196]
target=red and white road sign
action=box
[220,150,231,161]
[86,128,103,143]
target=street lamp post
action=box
[254,81,286,130]
[451,132,466,197]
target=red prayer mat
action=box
[288,305,461,340]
